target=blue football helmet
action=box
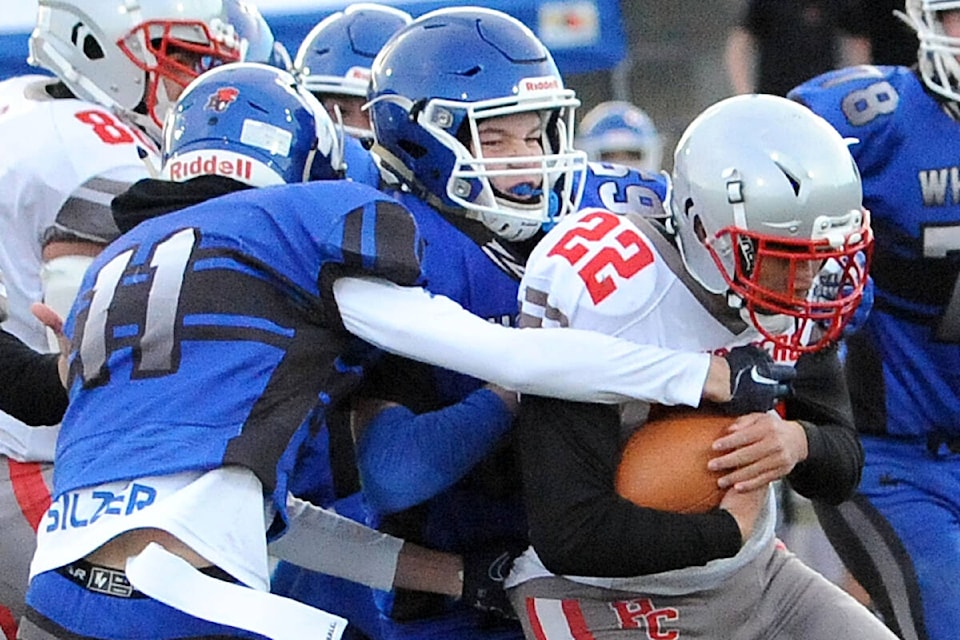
[269,41,293,72]
[293,4,412,137]
[225,0,288,70]
[161,62,344,186]
[367,8,587,241]
[577,101,663,173]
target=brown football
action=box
[615,406,733,514]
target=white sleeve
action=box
[333,276,709,406]
[267,495,403,591]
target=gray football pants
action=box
[508,538,898,639]
[0,459,53,633]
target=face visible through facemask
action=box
[473,111,545,204]
[737,245,823,344]
[751,248,821,310]
[319,94,371,133]
[944,8,960,41]
[160,49,208,103]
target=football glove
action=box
[724,345,796,415]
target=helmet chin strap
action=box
[736,299,794,338]
[740,307,794,336]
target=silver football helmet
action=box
[670,94,872,352]
[902,0,960,102]
[29,0,245,141]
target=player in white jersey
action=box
[0,70,157,640]
[0,1,249,635]
[505,94,894,639]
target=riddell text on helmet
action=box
[520,76,560,93]
[167,155,253,182]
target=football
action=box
[615,406,733,514]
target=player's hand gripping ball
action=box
[615,407,732,513]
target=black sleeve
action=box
[783,343,863,505]
[0,329,67,426]
[517,395,743,578]
[741,0,766,34]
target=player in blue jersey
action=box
[360,9,585,639]
[19,62,404,640]
[576,100,664,173]
[19,62,785,640]
[789,2,960,639]
[277,10,669,637]
[0,1,256,635]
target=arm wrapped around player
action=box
[516,396,744,578]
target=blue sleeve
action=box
[356,388,514,515]
[342,136,382,187]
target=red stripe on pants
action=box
[561,600,596,640]
[526,597,549,640]
[0,603,17,640]
[7,459,51,532]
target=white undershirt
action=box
[333,276,711,407]
[31,467,403,593]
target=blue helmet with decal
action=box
[161,62,344,186]
[367,7,587,241]
[577,101,663,172]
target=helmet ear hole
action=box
[398,139,427,159]
[81,34,105,60]
[692,211,707,243]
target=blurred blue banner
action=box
[0,0,625,81]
